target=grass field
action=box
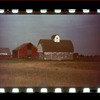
[0,59,100,88]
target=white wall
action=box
[37,44,43,52]
[54,35,60,42]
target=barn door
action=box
[13,50,18,58]
[27,44,32,57]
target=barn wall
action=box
[0,56,11,60]
[19,46,27,58]
[38,52,44,59]
[32,46,37,58]
[43,52,73,60]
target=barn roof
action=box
[51,34,58,40]
[38,39,74,52]
[13,43,36,50]
[0,48,11,55]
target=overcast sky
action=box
[0,15,100,55]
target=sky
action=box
[0,15,100,56]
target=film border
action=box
[0,1,100,93]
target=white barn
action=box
[37,34,74,60]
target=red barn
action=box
[0,48,11,60]
[12,43,37,59]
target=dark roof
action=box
[51,35,57,40]
[38,39,74,52]
[13,43,35,50]
[0,48,11,55]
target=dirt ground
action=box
[0,61,100,89]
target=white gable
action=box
[37,43,43,52]
[54,35,60,42]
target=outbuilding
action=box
[0,48,11,60]
[12,43,37,59]
[37,34,74,60]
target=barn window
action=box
[51,34,60,42]
[0,53,7,55]
[54,35,60,42]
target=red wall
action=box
[18,44,37,59]
[32,46,37,58]
[0,56,11,60]
[19,46,27,58]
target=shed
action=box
[12,43,37,59]
[0,48,11,60]
[37,34,74,60]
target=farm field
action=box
[0,59,100,89]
